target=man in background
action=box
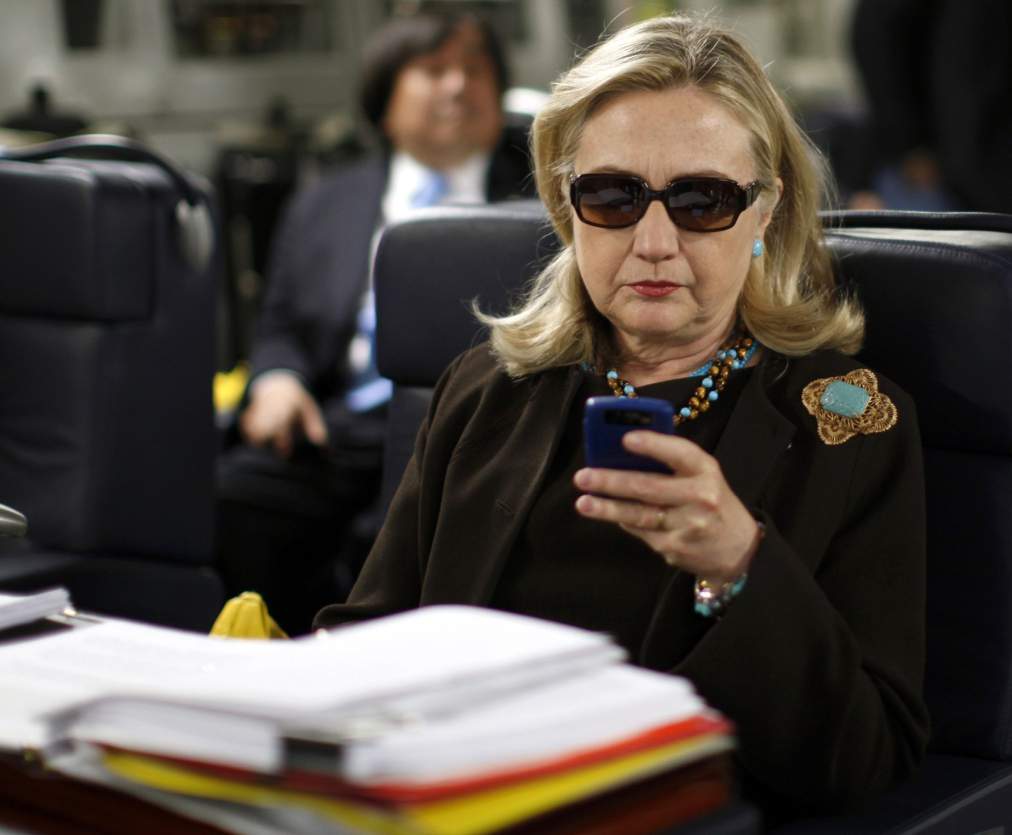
[216,13,533,635]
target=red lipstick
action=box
[630,281,679,297]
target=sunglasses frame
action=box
[569,173,763,232]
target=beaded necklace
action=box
[603,333,758,427]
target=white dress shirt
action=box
[381,150,492,224]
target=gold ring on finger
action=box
[656,509,668,531]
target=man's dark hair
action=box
[359,13,509,131]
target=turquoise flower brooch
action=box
[802,369,898,445]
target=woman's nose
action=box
[631,200,680,262]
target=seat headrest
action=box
[0,159,197,322]
[827,219,1012,453]
[375,201,554,385]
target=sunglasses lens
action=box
[666,179,742,231]
[574,176,644,228]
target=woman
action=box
[316,14,929,819]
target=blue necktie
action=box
[410,169,448,208]
[344,288,391,413]
[344,170,449,413]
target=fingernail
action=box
[624,432,644,448]
[574,468,591,488]
[575,495,595,513]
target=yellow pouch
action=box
[210,591,289,640]
[213,362,249,414]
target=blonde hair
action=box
[477,14,863,377]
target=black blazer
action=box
[316,345,930,816]
[249,137,534,407]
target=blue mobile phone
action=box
[583,396,674,473]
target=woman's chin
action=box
[608,306,694,344]
[611,320,694,349]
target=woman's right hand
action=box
[573,430,760,585]
[239,372,328,458]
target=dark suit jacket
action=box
[852,0,1012,212]
[316,345,930,816]
[249,135,534,415]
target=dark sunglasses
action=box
[569,173,763,232]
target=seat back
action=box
[374,200,556,506]
[374,204,1012,765]
[0,157,217,563]
[824,212,1012,761]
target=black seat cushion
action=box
[0,158,216,563]
[826,216,1012,761]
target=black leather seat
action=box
[373,202,1012,832]
[0,151,224,630]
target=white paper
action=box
[2,606,622,770]
[0,587,71,631]
[343,665,717,784]
[31,606,619,713]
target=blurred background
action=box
[0,0,858,174]
[0,0,958,369]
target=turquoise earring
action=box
[752,239,765,258]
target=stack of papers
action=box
[0,604,735,834]
[0,587,70,631]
